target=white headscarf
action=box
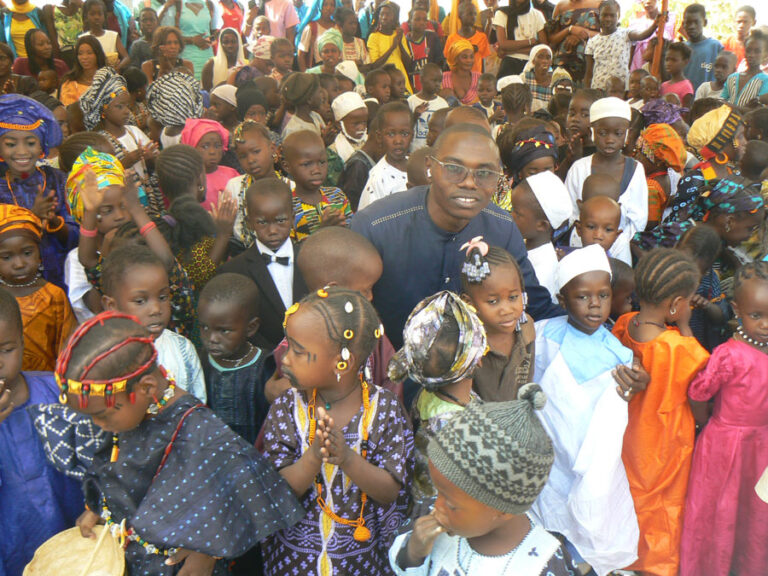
[212,28,246,89]
[522,44,553,76]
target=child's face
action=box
[341,107,369,141]
[598,4,619,34]
[378,5,395,32]
[0,233,41,286]
[426,112,445,147]
[716,207,764,247]
[664,49,688,76]
[607,77,625,99]
[244,103,267,124]
[283,138,328,192]
[86,4,105,29]
[465,263,524,335]
[320,43,342,69]
[682,12,705,42]
[103,90,131,127]
[378,111,413,163]
[262,81,281,109]
[520,155,555,181]
[210,95,237,123]
[198,298,258,362]
[477,80,496,106]
[0,131,43,175]
[410,9,428,34]
[557,271,612,334]
[139,10,158,38]
[341,14,358,37]
[592,117,629,156]
[745,37,766,71]
[640,76,660,101]
[610,277,635,319]
[246,192,292,251]
[220,30,239,57]
[282,307,340,391]
[628,72,645,99]
[732,277,768,346]
[566,95,592,139]
[273,45,294,72]
[256,19,271,36]
[576,203,621,251]
[96,185,128,235]
[37,71,58,93]
[430,461,507,538]
[314,87,333,122]
[369,75,391,103]
[736,10,755,41]
[235,131,275,178]
[103,263,171,339]
[458,3,477,27]
[0,319,23,389]
[320,0,335,18]
[420,68,442,96]
[509,188,542,241]
[713,54,734,83]
[196,131,225,174]
[389,71,406,99]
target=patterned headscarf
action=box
[146,71,204,128]
[697,175,764,221]
[446,38,474,70]
[0,204,43,241]
[388,291,487,390]
[687,105,743,159]
[501,126,558,185]
[79,68,128,131]
[66,146,125,224]
[641,98,686,127]
[317,27,344,53]
[0,94,62,156]
[637,123,687,174]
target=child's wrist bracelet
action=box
[45,217,65,233]
[80,227,98,238]
[139,221,157,236]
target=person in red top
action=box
[11,29,69,78]
[724,5,755,67]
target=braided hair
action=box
[155,144,204,202]
[733,261,768,299]
[461,242,524,294]
[634,248,700,305]
[296,287,382,369]
[501,83,532,115]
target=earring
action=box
[336,372,341,383]
[715,153,729,165]
[426,168,431,178]
[336,360,348,371]
[670,306,677,316]
[146,395,160,414]
[95,214,102,221]
[198,184,205,194]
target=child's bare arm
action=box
[397,513,445,569]
[629,13,665,42]
[584,54,594,89]
[124,170,175,269]
[78,170,103,269]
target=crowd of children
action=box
[1,0,768,575]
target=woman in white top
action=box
[493,0,547,79]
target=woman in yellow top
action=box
[367,2,413,93]
[59,36,106,106]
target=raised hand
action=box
[31,185,57,221]
[404,512,446,566]
[210,192,238,236]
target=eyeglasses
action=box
[429,156,502,189]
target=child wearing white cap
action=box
[564,97,648,265]
[510,171,572,304]
[530,244,639,576]
[330,91,369,163]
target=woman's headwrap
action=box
[641,98,686,127]
[550,67,572,90]
[0,204,42,241]
[318,27,344,53]
[446,38,475,70]
[637,123,686,174]
[687,104,742,159]
[212,27,246,88]
[65,146,125,224]
[522,44,552,75]
[249,35,276,60]
[281,72,319,106]
[501,126,557,183]
[388,291,487,390]
[79,67,128,131]
[0,94,62,156]
[180,118,230,150]
[146,71,204,128]
[698,175,764,221]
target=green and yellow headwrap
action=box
[66,146,125,224]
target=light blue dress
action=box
[162,0,213,81]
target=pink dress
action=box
[441,71,480,105]
[680,339,768,576]
[203,165,240,211]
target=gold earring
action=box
[336,361,347,371]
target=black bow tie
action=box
[262,253,291,266]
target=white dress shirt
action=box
[256,238,295,310]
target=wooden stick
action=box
[650,0,668,80]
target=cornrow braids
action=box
[501,84,532,115]
[155,144,204,202]
[233,120,272,145]
[634,248,700,305]
[291,287,382,370]
[733,261,768,299]
[460,241,524,293]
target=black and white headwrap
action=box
[146,71,204,128]
[79,67,127,131]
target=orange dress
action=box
[613,312,709,576]
[18,282,77,371]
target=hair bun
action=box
[517,382,546,410]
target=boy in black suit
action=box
[217,177,307,350]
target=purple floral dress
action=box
[263,385,413,576]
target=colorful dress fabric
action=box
[721,71,768,108]
[689,267,730,352]
[0,373,83,576]
[523,69,552,112]
[263,386,413,576]
[585,28,633,92]
[53,7,83,52]
[680,339,768,576]
[0,165,79,290]
[71,393,304,575]
[546,6,599,81]
[17,282,77,372]
[291,186,353,242]
[612,313,710,576]
[441,70,480,105]
[202,349,272,445]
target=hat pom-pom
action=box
[518,382,546,410]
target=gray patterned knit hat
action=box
[426,383,554,514]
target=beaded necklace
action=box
[736,325,768,349]
[4,167,46,207]
[306,375,373,542]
